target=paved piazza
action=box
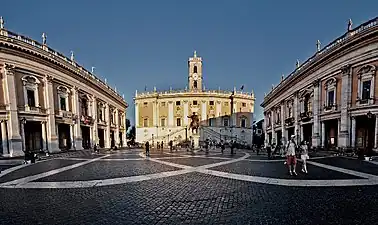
[1,149,378,224]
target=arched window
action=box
[357,64,376,105]
[193,66,197,73]
[193,81,198,89]
[240,116,247,128]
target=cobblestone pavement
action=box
[1,148,378,225]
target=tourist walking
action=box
[300,141,309,173]
[286,135,298,176]
[145,141,150,157]
[266,143,271,159]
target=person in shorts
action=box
[286,135,298,176]
[300,141,309,173]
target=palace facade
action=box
[0,17,128,157]
[134,52,255,146]
[261,17,378,154]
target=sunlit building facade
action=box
[134,52,255,146]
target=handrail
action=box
[145,127,186,142]
[263,16,378,104]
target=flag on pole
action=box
[240,85,244,90]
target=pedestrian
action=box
[286,135,298,176]
[161,141,164,151]
[169,140,173,152]
[145,141,150,157]
[266,143,271,159]
[221,140,225,154]
[93,143,97,153]
[300,141,309,173]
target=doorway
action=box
[58,124,71,150]
[98,128,105,148]
[25,121,43,151]
[81,126,91,149]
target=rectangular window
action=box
[176,101,181,106]
[362,80,371,100]
[161,118,166,127]
[223,118,229,127]
[143,102,148,106]
[161,102,165,107]
[81,99,88,116]
[60,97,66,111]
[176,118,181,126]
[327,90,335,107]
[193,100,198,105]
[242,102,246,107]
[27,90,36,107]
[209,101,214,105]
[143,118,148,127]
[224,102,229,106]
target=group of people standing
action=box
[267,135,310,176]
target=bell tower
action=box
[188,51,203,91]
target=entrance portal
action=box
[58,124,71,150]
[325,119,338,149]
[302,123,312,145]
[356,115,375,156]
[81,126,91,149]
[110,131,115,148]
[25,121,43,152]
[98,128,105,148]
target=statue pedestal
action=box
[192,134,200,149]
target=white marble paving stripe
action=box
[242,156,336,163]
[0,155,110,187]
[198,153,250,169]
[200,169,378,187]
[190,156,233,160]
[306,161,378,179]
[60,158,146,161]
[7,170,192,189]
[367,160,378,166]
[153,156,192,160]
[0,158,55,178]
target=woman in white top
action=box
[300,141,309,173]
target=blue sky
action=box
[2,0,377,125]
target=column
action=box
[70,124,74,150]
[216,101,221,126]
[312,79,321,147]
[183,100,189,126]
[293,91,300,137]
[92,96,98,146]
[351,116,356,148]
[375,115,378,149]
[168,101,174,127]
[1,120,8,154]
[105,103,110,148]
[263,113,268,147]
[271,109,276,144]
[280,102,286,144]
[232,102,237,127]
[201,100,207,125]
[20,121,26,153]
[339,65,352,148]
[122,113,127,147]
[2,64,23,156]
[44,75,59,152]
[41,121,47,151]
[115,108,120,147]
[321,121,325,147]
[72,87,82,150]
[156,100,160,136]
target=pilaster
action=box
[168,101,174,127]
[374,115,378,149]
[72,87,82,150]
[201,100,207,125]
[339,65,352,148]
[183,100,189,126]
[92,96,98,146]
[105,103,110,148]
[293,91,300,137]
[115,108,120,147]
[1,120,8,155]
[216,100,221,126]
[321,121,325,147]
[45,75,59,152]
[135,102,139,128]
[3,64,22,156]
[312,79,321,147]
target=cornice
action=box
[0,30,127,108]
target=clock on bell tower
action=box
[188,50,203,92]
